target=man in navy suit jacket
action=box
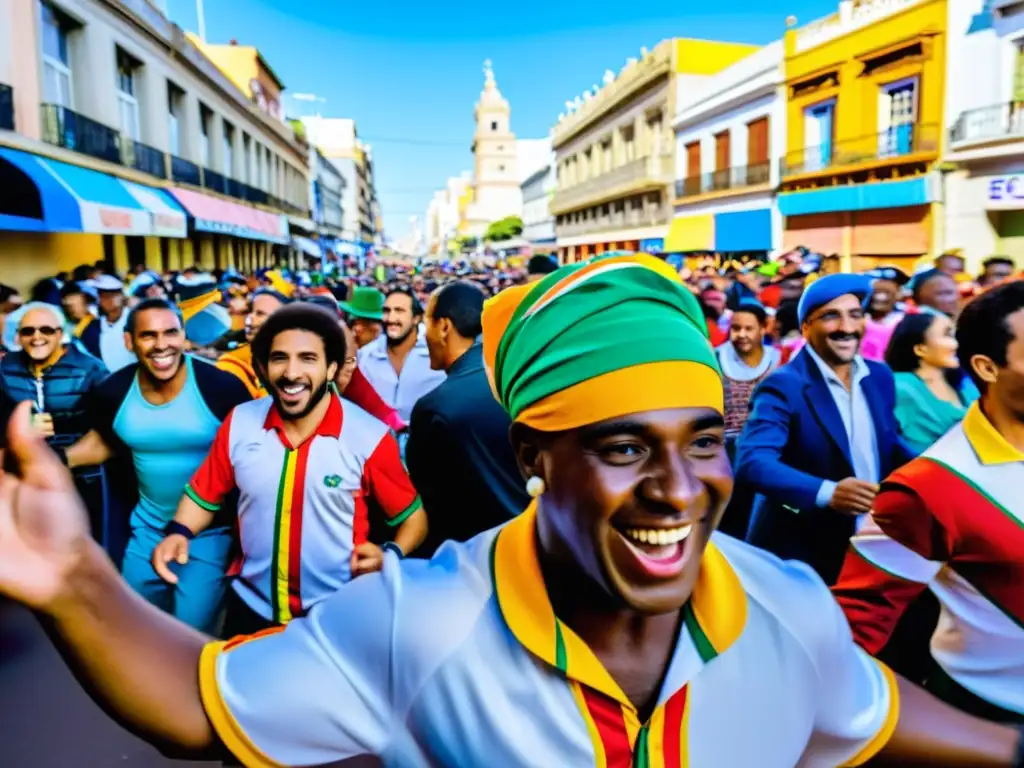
[736,273,915,586]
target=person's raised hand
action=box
[828,477,879,516]
[0,401,90,611]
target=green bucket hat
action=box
[340,286,384,321]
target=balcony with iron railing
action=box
[949,102,1024,149]
[203,168,227,195]
[557,202,672,239]
[780,123,939,178]
[41,104,122,166]
[169,155,202,186]
[122,139,166,179]
[0,83,13,131]
[552,153,674,214]
[553,40,672,147]
[674,161,771,199]
[36,103,305,215]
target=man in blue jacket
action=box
[736,273,914,585]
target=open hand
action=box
[0,401,90,610]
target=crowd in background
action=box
[1,244,1023,731]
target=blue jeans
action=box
[121,524,232,633]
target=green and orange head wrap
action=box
[482,253,723,432]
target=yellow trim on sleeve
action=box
[842,660,901,767]
[198,641,285,768]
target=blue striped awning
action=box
[0,146,187,236]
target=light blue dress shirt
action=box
[357,324,446,424]
[803,346,880,508]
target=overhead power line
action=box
[359,136,467,147]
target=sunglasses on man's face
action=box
[18,325,60,338]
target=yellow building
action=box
[778,0,947,272]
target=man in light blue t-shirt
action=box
[63,298,249,632]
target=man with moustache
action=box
[357,285,446,427]
[3,256,1024,766]
[58,298,251,630]
[152,304,426,635]
[738,273,914,585]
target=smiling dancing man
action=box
[58,298,251,631]
[151,304,426,636]
[0,256,1022,766]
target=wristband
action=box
[382,541,404,559]
[164,520,196,540]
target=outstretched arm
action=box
[0,402,217,754]
[876,678,1019,766]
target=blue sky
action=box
[166,0,836,238]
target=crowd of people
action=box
[0,246,1023,766]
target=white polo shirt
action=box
[186,394,421,624]
[199,505,898,767]
[356,325,446,424]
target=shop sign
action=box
[640,238,665,254]
[987,175,1024,210]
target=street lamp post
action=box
[196,0,206,41]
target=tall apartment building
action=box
[0,0,310,289]
[551,38,758,264]
[424,172,473,255]
[300,116,377,253]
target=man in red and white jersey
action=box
[152,304,427,636]
[834,280,1024,723]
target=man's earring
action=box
[526,476,546,498]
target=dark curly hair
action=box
[251,303,347,372]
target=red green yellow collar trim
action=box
[492,502,747,706]
[963,402,1024,466]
